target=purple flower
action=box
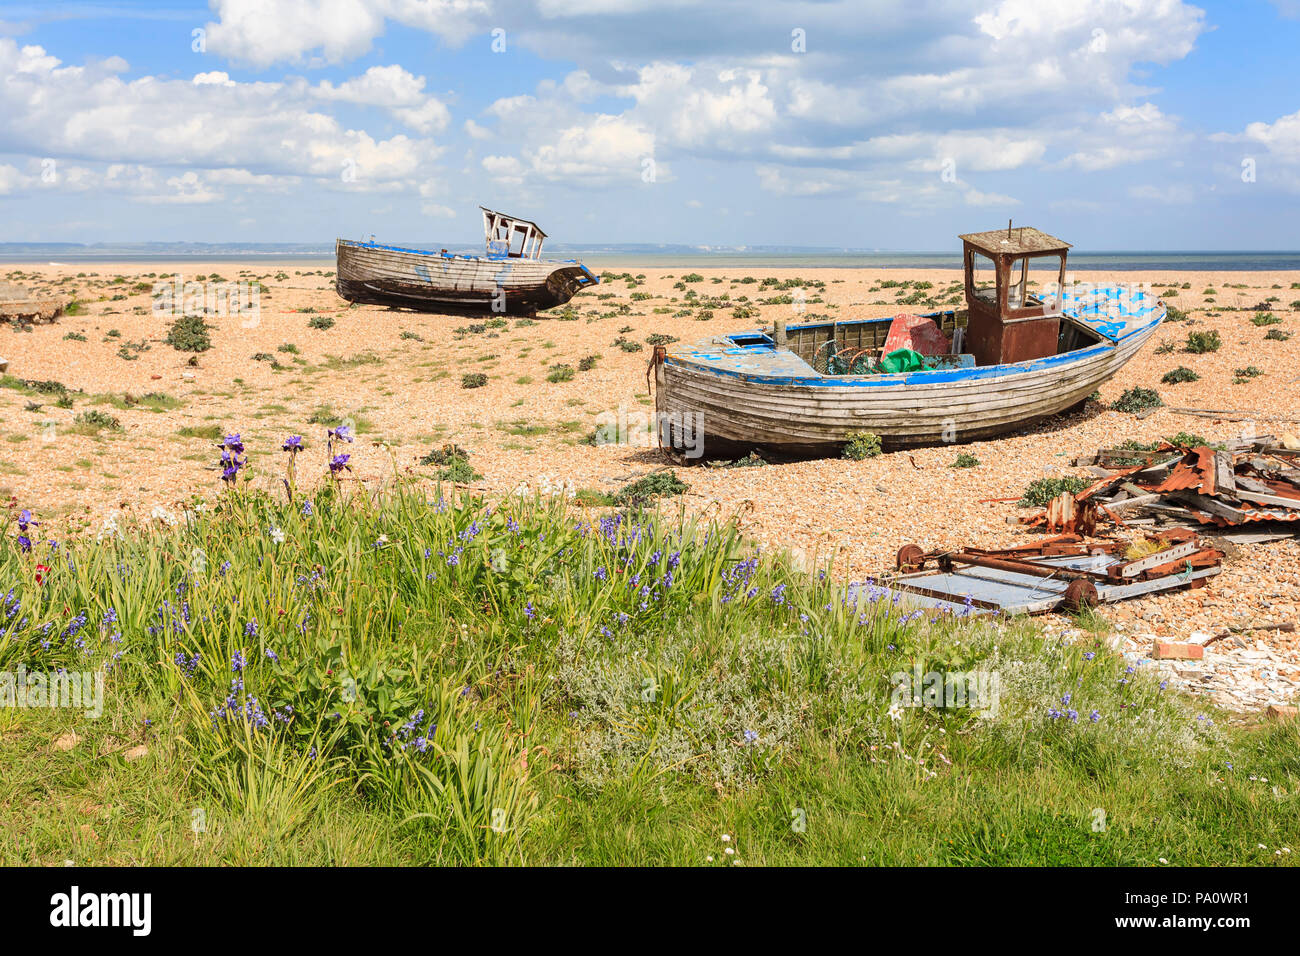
[329,453,351,474]
[222,433,245,453]
[524,602,535,619]
[282,435,303,452]
[329,425,353,443]
[231,650,246,672]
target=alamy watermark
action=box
[1,666,104,718]
[593,404,704,458]
[152,273,261,327]
[890,667,1000,717]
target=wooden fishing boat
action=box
[335,207,598,315]
[652,226,1165,455]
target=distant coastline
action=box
[2,242,1299,272]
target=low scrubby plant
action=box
[1111,387,1163,413]
[461,373,488,389]
[1161,366,1200,384]
[165,314,213,352]
[842,431,882,460]
[1020,475,1090,507]
[1184,330,1222,353]
[612,470,689,506]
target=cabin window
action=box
[969,251,997,305]
[1008,257,1030,309]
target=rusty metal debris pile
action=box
[1018,436,1300,534]
[876,528,1223,616]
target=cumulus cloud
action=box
[203,0,489,69]
[0,38,441,190]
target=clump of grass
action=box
[1161,366,1200,384]
[1111,387,1163,413]
[178,424,223,440]
[63,331,87,342]
[308,315,335,331]
[645,333,678,346]
[1153,339,1176,355]
[461,373,488,389]
[400,330,424,341]
[572,488,615,506]
[1251,313,1282,327]
[613,337,643,353]
[277,343,300,354]
[577,354,600,372]
[1020,476,1090,507]
[841,431,882,460]
[951,453,980,468]
[547,364,575,383]
[1234,366,1263,379]
[1184,330,1222,353]
[165,314,212,352]
[1264,329,1291,341]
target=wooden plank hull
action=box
[335,239,596,315]
[655,311,1162,453]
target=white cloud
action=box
[1129,183,1196,204]
[1216,109,1300,162]
[0,39,440,187]
[203,0,489,69]
[310,64,450,132]
[0,163,25,195]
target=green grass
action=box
[2,464,1295,866]
[178,424,223,441]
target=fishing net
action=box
[812,339,878,375]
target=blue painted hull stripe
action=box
[338,239,584,266]
[669,312,1162,387]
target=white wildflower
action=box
[269,526,285,545]
[150,505,178,527]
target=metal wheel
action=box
[896,544,926,571]
[1063,578,1099,611]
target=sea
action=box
[3,246,1299,272]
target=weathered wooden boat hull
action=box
[335,239,597,315]
[655,302,1163,454]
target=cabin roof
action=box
[480,206,547,239]
[959,226,1070,257]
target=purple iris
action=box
[220,449,246,484]
[329,453,351,474]
[282,435,303,452]
[18,509,37,532]
[329,425,353,443]
[223,434,245,453]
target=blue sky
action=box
[1,0,1299,250]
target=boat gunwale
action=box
[664,308,1163,389]
[336,237,591,269]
